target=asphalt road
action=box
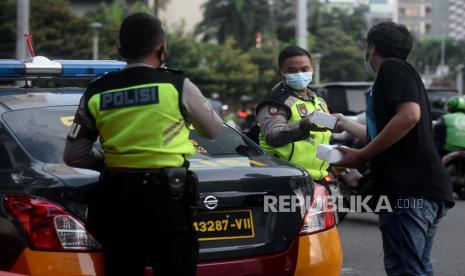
[338,196,465,276]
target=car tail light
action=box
[3,194,101,251]
[300,183,336,235]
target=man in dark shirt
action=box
[335,22,454,275]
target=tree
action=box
[164,22,204,78]
[312,27,370,82]
[0,0,92,59]
[196,0,272,50]
[85,1,154,60]
[194,38,260,98]
[247,42,280,98]
[0,0,16,58]
[409,38,465,88]
[310,4,369,48]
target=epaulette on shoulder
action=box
[156,67,185,75]
[88,70,117,86]
[256,82,292,118]
[270,81,286,94]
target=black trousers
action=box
[87,171,199,276]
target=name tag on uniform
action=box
[100,86,159,110]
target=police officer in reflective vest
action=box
[256,46,331,181]
[435,96,465,155]
[64,13,223,276]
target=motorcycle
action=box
[442,150,465,200]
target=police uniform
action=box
[256,82,331,181]
[64,64,222,276]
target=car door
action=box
[0,122,32,191]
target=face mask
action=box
[283,72,313,90]
[157,47,167,68]
[364,51,376,76]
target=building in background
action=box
[397,0,432,39]
[366,0,398,28]
[69,0,112,16]
[448,0,465,40]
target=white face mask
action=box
[364,50,376,76]
[283,72,313,90]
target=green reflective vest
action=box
[259,96,331,180]
[87,82,195,168]
[443,112,465,152]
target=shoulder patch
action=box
[296,103,309,118]
[268,105,280,116]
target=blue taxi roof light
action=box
[0,58,126,79]
[0,60,26,78]
[57,60,127,78]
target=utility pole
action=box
[16,0,29,61]
[90,22,102,60]
[296,0,307,50]
[437,22,449,77]
[313,53,322,85]
[457,64,464,95]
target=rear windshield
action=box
[2,106,261,164]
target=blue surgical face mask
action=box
[283,72,313,90]
[364,51,376,76]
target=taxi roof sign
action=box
[0,56,126,80]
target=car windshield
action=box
[2,106,261,164]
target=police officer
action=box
[435,96,465,155]
[256,46,332,181]
[63,13,223,276]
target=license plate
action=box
[193,209,255,241]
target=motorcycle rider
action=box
[434,95,465,156]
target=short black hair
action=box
[119,13,164,60]
[278,46,312,68]
[367,22,413,60]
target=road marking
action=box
[340,267,363,275]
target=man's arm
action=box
[257,104,310,148]
[63,95,103,171]
[182,79,223,139]
[63,138,104,170]
[334,113,368,143]
[337,102,421,168]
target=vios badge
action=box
[203,196,219,210]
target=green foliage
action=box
[0,0,92,59]
[409,38,465,87]
[164,25,262,99]
[194,38,260,98]
[196,0,271,50]
[312,27,370,82]
[164,22,204,78]
[310,5,368,47]
[0,0,16,58]
[247,41,280,98]
[0,0,374,96]
[85,2,154,60]
[409,39,465,73]
[31,0,92,59]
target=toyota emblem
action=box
[203,195,219,210]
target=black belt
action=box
[103,169,163,186]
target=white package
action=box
[310,111,338,130]
[316,144,345,163]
